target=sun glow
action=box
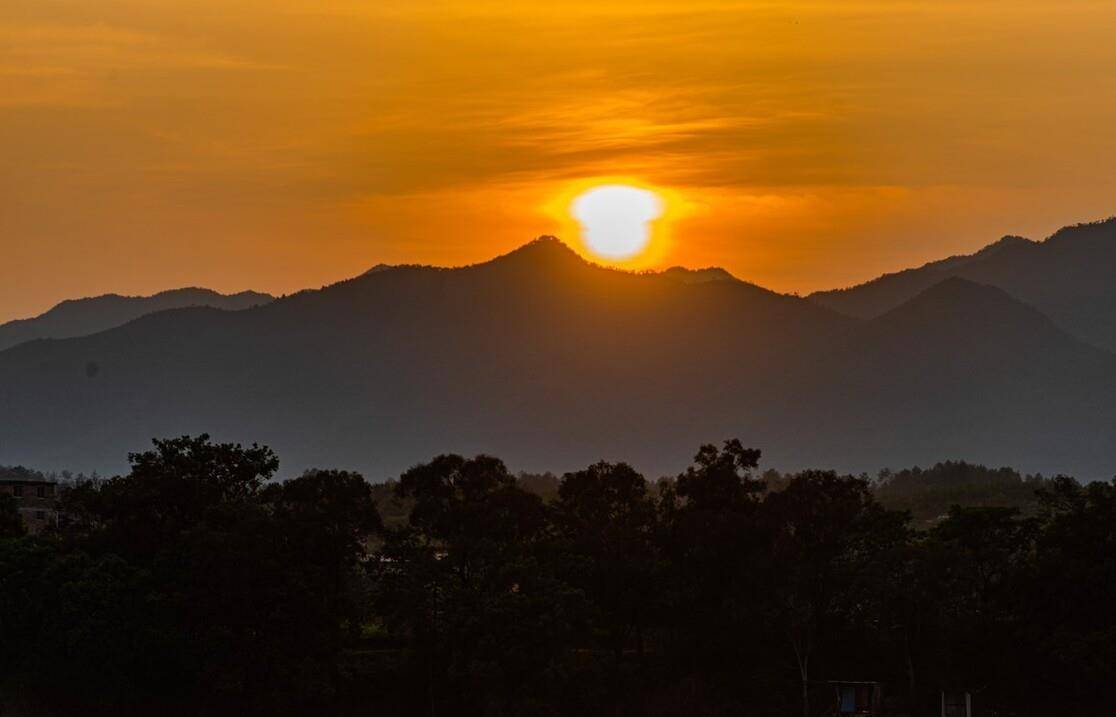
[571,185,664,260]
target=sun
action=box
[571,184,664,260]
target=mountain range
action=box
[0,288,273,352]
[1,220,1114,480]
[810,217,1116,352]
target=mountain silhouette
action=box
[0,238,1113,479]
[809,217,1116,352]
[0,287,274,352]
[795,277,1116,474]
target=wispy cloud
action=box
[0,23,285,106]
[4,0,1116,319]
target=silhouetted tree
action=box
[264,469,382,674]
[30,436,381,712]
[875,461,1050,528]
[763,471,907,717]
[373,454,577,714]
[658,440,770,703]
[5,437,1116,716]
[554,461,659,665]
[65,434,278,561]
[919,506,1033,707]
[1019,477,1116,707]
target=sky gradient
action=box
[4,1,1116,320]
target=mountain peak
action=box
[361,263,397,277]
[484,236,587,269]
[660,266,737,284]
[980,234,1035,255]
[926,234,1036,273]
[807,213,1116,350]
[878,276,1051,330]
[915,275,1034,306]
[912,275,1006,301]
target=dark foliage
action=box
[2,437,1114,716]
[0,492,22,538]
[874,461,1053,527]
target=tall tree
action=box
[373,454,576,714]
[67,434,278,560]
[763,471,907,717]
[658,440,769,696]
[1023,478,1116,706]
[554,461,659,664]
[920,506,1033,707]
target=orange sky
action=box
[4,1,1116,320]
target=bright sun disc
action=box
[571,184,663,260]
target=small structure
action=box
[0,479,59,535]
[829,680,882,716]
[941,690,973,717]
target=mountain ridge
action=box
[0,287,274,353]
[809,216,1116,352]
[1,237,1112,481]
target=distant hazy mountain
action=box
[797,277,1116,476]
[0,288,274,352]
[809,217,1116,352]
[0,237,1113,480]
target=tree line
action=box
[1,436,1113,716]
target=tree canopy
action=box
[2,437,1113,716]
